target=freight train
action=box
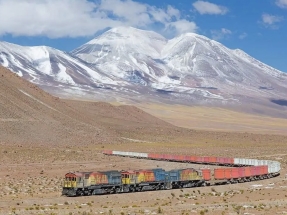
[62,151,280,197]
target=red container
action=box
[203,157,209,163]
[162,154,169,160]
[182,155,189,162]
[225,168,232,179]
[244,167,252,177]
[201,169,211,181]
[102,150,112,155]
[196,156,205,163]
[214,168,225,180]
[217,157,225,164]
[231,168,240,179]
[148,153,155,159]
[223,158,234,164]
[209,157,217,163]
[238,167,245,178]
[168,154,176,160]
[254,166,261,176]
[180,155,185,161]
[189,156,197,162]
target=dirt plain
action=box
[0,66,287,215]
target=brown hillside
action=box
[0,66,174,146]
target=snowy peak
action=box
[72,26,167,61]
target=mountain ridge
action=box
[1,26,287,117]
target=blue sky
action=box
[0,0,286,72]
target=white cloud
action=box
[0,0,197,38]
[276,0,287,8]
[211,28,232,40]
[165,20,198,36]
[239,32,247,40]
[192,1,228,15]
[261,13,283,26]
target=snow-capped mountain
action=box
[0,41,122,89]
[1,26,287,110]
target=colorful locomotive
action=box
[62,168,207,197]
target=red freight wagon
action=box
[196,156,205,163]
[260,165,268,175]
[175,155,186,161]
[214,168,225,180]
[229,158,235,164]
[148,153,155,159]
[224,158,234,165]
[201,169,211,181]
[231,168,240,179]
[238,167,245,178]
[225,168,232,179]
[217,157,225,164]
[209,157,217,163]
[178,155,187,161]
[251,166,260,176]
[168,154,176,160]
[186,156,197,162]
[103,150,113,155]
[183,155,190,162]
[173,155,180,161]
[244,167,252,177]
[203,157,209,163]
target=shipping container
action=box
[201,169,211,181]
[224,158,234,165]
[186,156,197,162]
[244,167,252,177]
[231,168,240,179]
[217,157,225,164]
[196,156,205,163]
[102,150,113,155]
[225,168,232,179]
[203,157,209,163]
[209,157,217,163]
[261,165,268,175]
[214,168,225,180]
[238,167,245,178]
[250,166,260,176]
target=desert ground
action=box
[1,66,287,215]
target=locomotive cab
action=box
[62,172,85,196]
[63,173,78,188]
